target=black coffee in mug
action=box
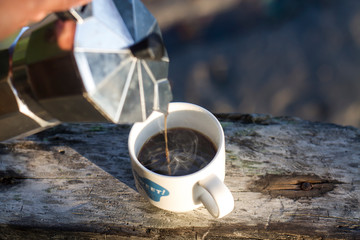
[137,127,217,176]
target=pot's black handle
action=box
[56,4,91,23]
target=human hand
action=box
[0,0,92,40]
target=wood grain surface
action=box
[0,114,359,239]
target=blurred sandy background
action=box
[144,0,360,128]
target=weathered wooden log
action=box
[0,114,359,239]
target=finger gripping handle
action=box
[196,174,234,218]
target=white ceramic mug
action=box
[128,102,234,218]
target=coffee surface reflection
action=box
[138,128,217,176]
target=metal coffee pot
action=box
[0,0,172,141]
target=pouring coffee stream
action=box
[0,0,235,219]
[164,112,171,175]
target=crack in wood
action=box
[249,174,343,199]
[0,169,25,190]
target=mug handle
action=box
[195,174,234,218]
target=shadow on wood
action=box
[0,114,359,239]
